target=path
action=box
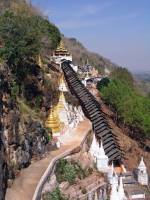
[6,119,91,200]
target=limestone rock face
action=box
[0,69,8,200]
[0,68,49,199]
[6,119,49,176]
[0,133,8,200]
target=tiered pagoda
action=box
[52,40,72,64]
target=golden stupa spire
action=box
[56,40,67,52]
[45,107,60,134]
[57,91,66,111]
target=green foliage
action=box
[71,161,86,179]
[55,159,88,184]
[0,11,60,83]
[18,99,41,120]
[0,11,40,81]
[35,95,43,108]
[63,163,77,184]
[47,134,52,142]
[96,77,110,90]
[100,79,150,137]
[110,67,134,87]
[11,81,19,99]
[43,187,68,200]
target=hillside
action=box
[63,37,119,73]
[97,67,150,140]
[0,1,149,199]
[0,2,61,199]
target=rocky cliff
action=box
[0,64,55,200]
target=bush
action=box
[11,81,19,99]
[63,163,77,184]
[55,159,91,184]
[96,77,110,90]
[43,187,68,200]
[100,78,150,137]
[55,159,68,183]
[56,159,77,184]
[0,11,60,83]
[35,95,43,108]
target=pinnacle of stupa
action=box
[57,92,66,111]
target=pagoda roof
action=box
[54,40,71,55]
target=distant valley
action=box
[133,71,150,96]
[134,71,150,82]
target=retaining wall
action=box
[32,125,92,200]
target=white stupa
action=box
[108,162,114,184]
[57,92,68,126]
[110,175,120,200]
[89,134,100,162]
[96,141,109,172]
[118,177,127,200]
[138,157,148,185]
[59,75,68,92]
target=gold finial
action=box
[57,92,66,111]
[55,40,69,53]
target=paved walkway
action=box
[6,119,91,200]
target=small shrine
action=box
[96,141,109,172]
[137,157,148,185]
[57,92,68,126]
[52,40,72,65]
[89,135,109,172]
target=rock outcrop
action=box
[0,66,49,199]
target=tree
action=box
[96,77,110,90]
[43,187,68,200]
[110,67,134,87]
[63,163,77,184]
[100,78,150,137]
[0,11,60,83]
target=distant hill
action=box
[134,71,150,82]
[63,37,119,73]
[134,71,150,96]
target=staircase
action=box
[61,61,122,163]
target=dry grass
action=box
[18,98,42,122]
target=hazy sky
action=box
[32,0,150,72]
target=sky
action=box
[32,0,150,72]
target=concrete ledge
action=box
[32,122,92,200]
